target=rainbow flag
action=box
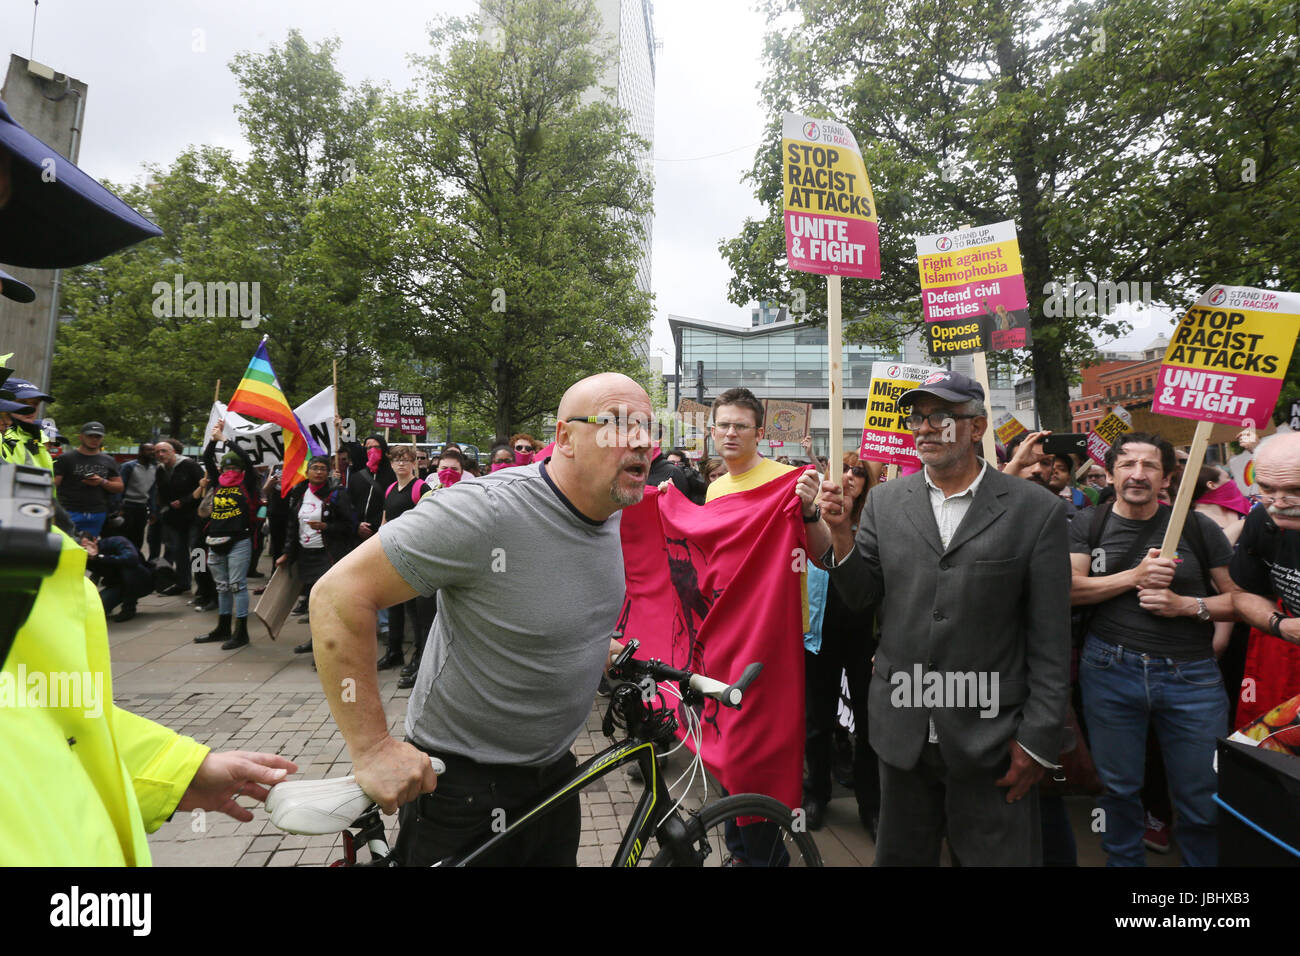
[227,339,324,496]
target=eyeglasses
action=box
[711,422,758,435]
[564,414,653,434]
[846,465,869,478]
[514,444,531,451]
[904,412,978,431]
[1251,490,1300,506]
[493,457,513,465]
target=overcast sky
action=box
[2,0,1169,369]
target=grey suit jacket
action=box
[828,464,1071,774]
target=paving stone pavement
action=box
[119,559,1175,867]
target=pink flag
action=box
[617,470,807,809]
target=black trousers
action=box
[121,502,150,554]
[393,749,580,867]
[875,743,1042,866]
[805,638,879,815]
[268,513,288,565]
[389,596,436,657]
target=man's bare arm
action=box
[311,534,435,812]
[1233,588,1300,645]
[1070,549,1175,606]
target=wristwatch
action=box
[1269,611,1286,638]
[1194,598,1210,622]
[802,504,821,524]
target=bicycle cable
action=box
[656,682,708,828]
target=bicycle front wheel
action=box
[649,794,823,867]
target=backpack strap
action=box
[1179,508,1216,594]
[1085,500,1114,568]
[411,479,427,504]
[385,481,397,498]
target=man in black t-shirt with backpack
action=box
[1068,432,1238,867]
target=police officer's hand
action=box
[353,737,439,815]
[1133,548,1176,590]
[178,750,299,822]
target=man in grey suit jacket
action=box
[815,370,1071,865]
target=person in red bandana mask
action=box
[510,433,539,465]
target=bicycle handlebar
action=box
[609,639,763,710]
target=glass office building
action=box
[670,314,902,456]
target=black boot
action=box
[195,614,231,644]
[222,616,250,650]
[377,639,405,671]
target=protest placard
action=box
[1150,284,1300,557]
[374,389,400,428]
[993,411,1028,447]
[782,113,879,280]
[782,112,880,478]
[859,361,947,467]
[398,393,426,435]
[1151,285,1300,427]
[763,399,811,442]
[1085,406,1133,465]
[917,220,1030,357]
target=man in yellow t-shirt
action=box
[705,387,835,556]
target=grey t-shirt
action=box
[379,461,625,767]
[1070,507,1233,659]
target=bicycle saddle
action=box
[266,758,446,835]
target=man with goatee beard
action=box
[1069,432,1239,866]
[308,373,651,866]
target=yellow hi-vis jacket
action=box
[0,530,209,865]
[1,425,54,471]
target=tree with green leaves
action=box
[723,0,1300,430]
[53,31,398,443]
[315,0,654,441]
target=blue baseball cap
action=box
[0,97,163,268]
[3,377,52,403]
[0,368,25,413]
[0,266,34,302]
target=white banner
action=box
[203,386,336,471]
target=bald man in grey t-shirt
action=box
[310,373,654,865]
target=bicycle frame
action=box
[441,736,676,867]
[329,643,751,867]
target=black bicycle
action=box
[266,638,823,867]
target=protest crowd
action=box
[3,80,1300,873]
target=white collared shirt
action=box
[923,459,988,550]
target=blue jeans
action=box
[69,510,107,537]
[209,538,252,618]
[1078,634,1226,866]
